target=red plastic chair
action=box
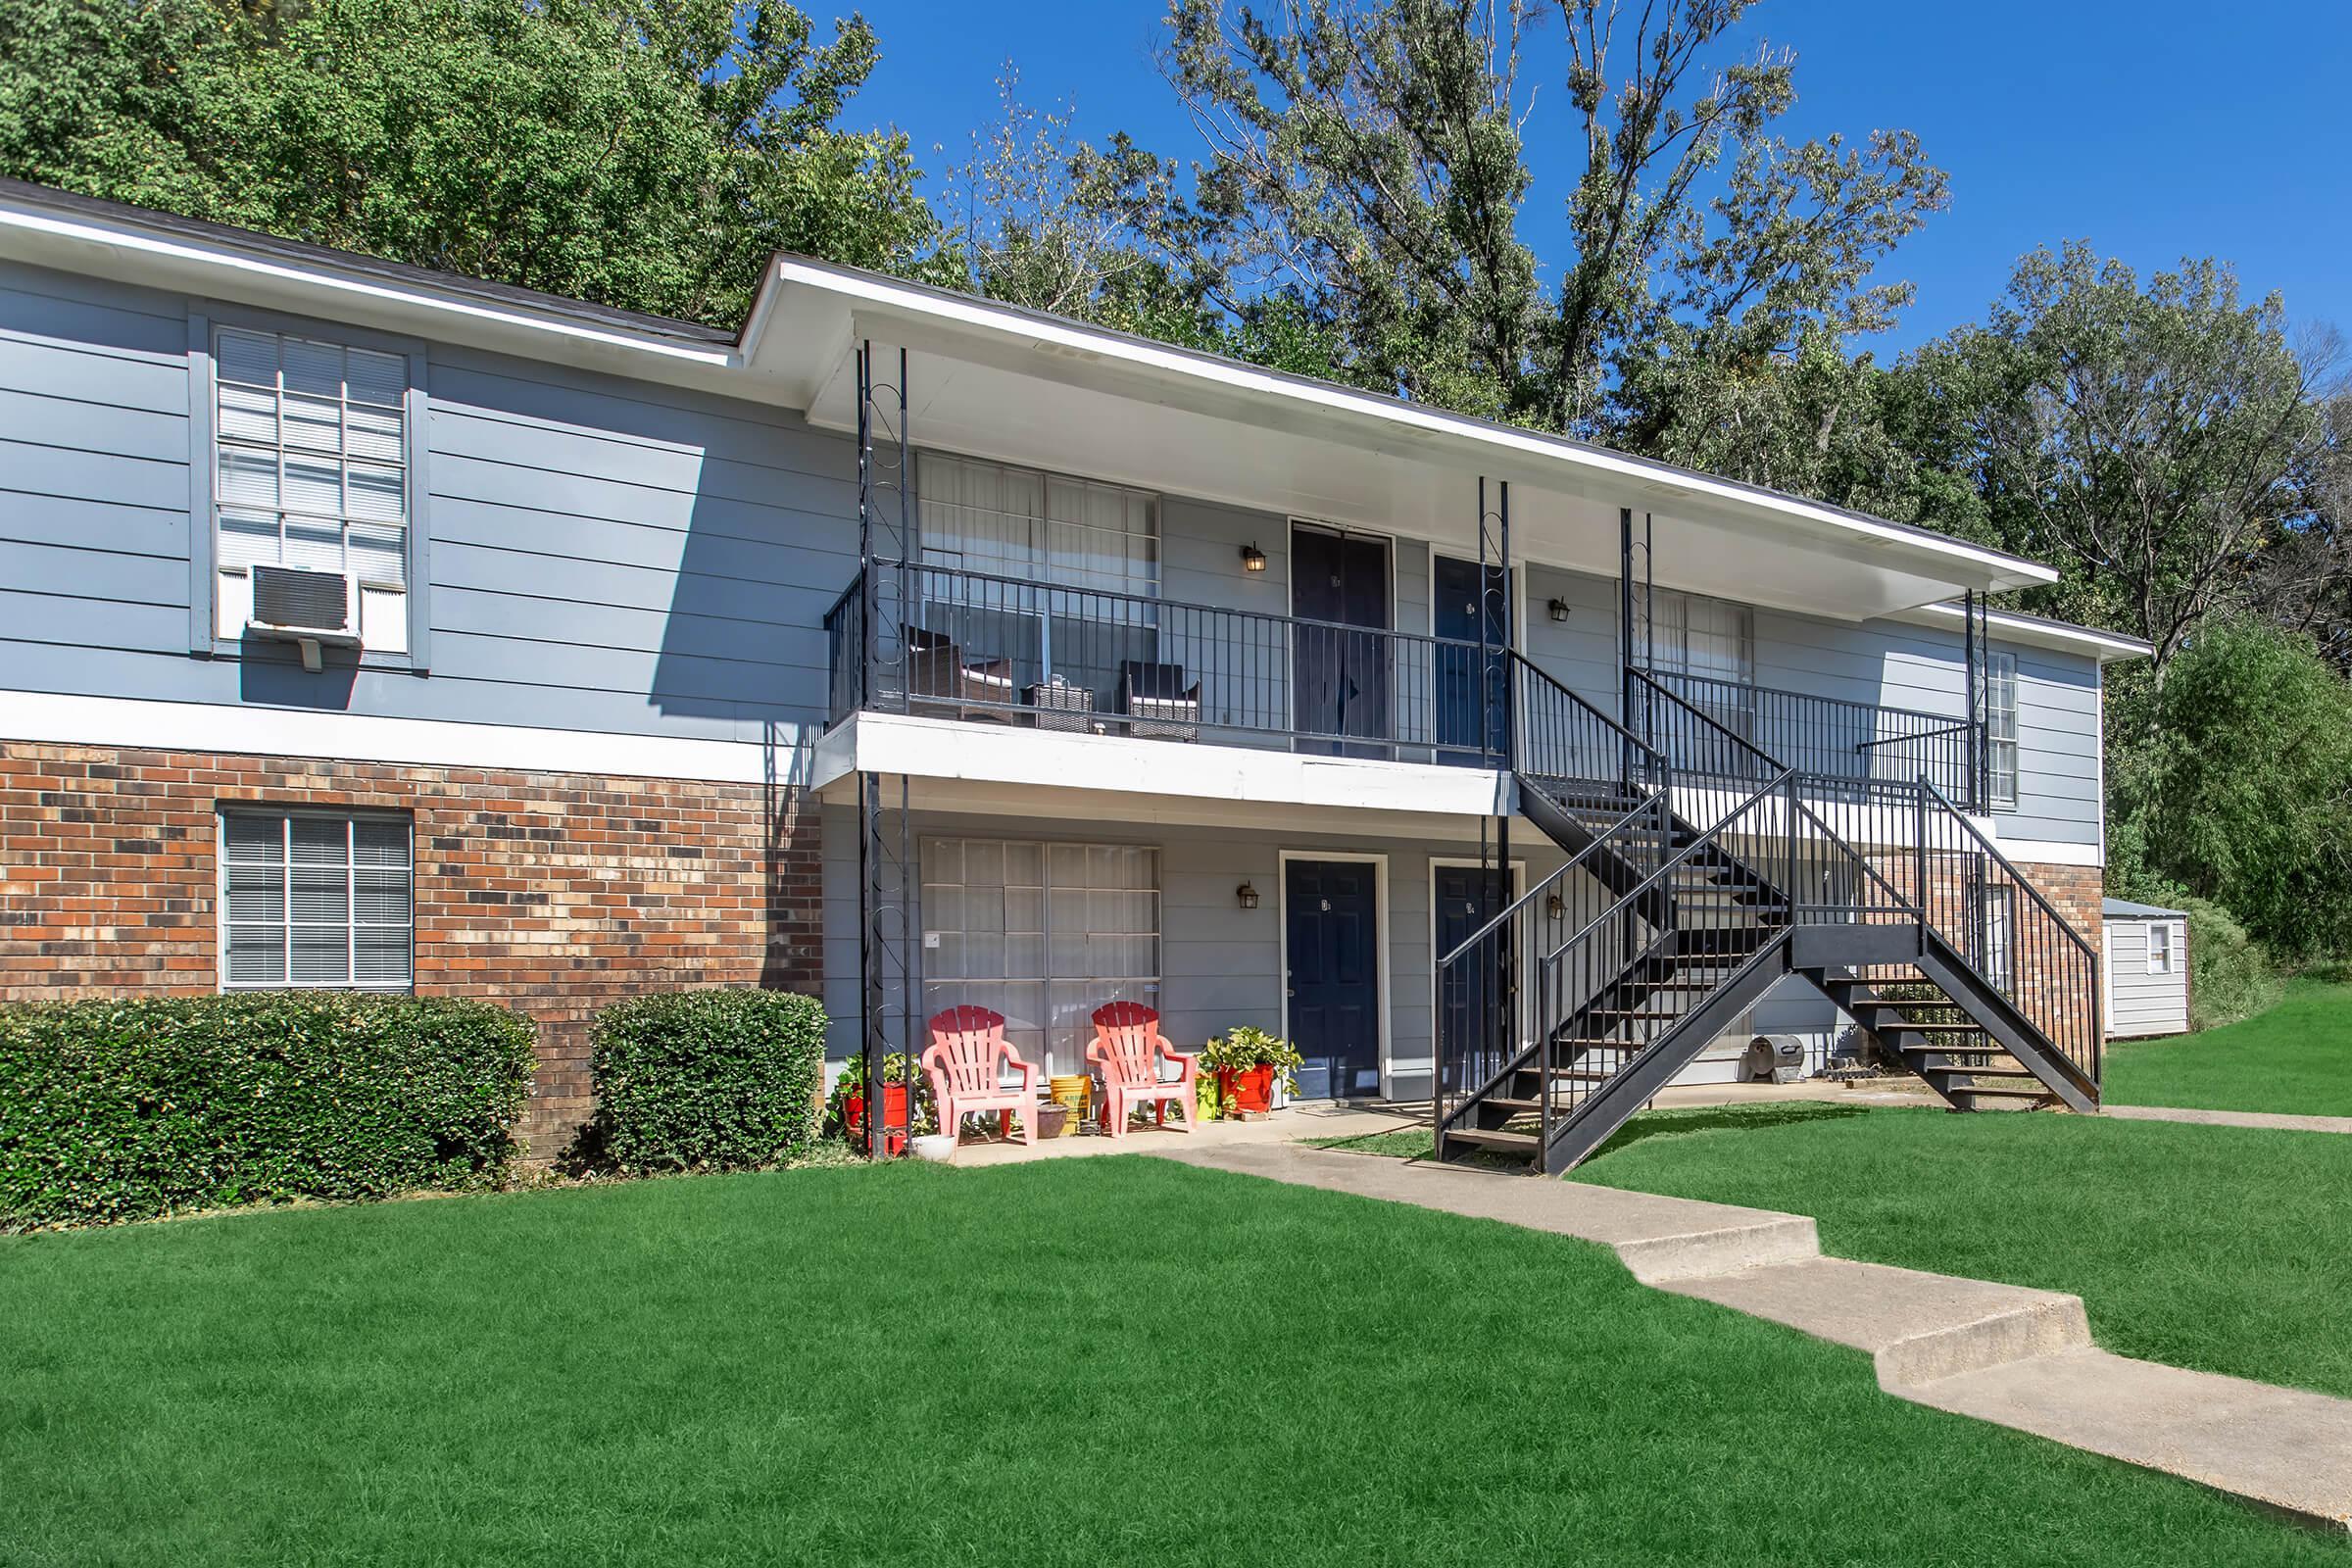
[923,1005,1043,1145]
[1088,1002,1198,1138]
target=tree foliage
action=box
[1157,0,1945,447]
[2109,617,2352,960]
[1913,245,2337,668]
[0,0,948,324]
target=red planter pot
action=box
[1216,1064,1275,1115]
[843,1083,911,1156]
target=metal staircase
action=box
[1435,657,2102,1174]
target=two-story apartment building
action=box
[0,180,2147,1170]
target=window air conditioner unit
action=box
[248,564,360,671]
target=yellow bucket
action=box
[1049,1074,1093,1115]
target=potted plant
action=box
[825,1054,937,1155]
[1200,1026,1303,1115]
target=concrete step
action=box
[1655,1255,2091,1388]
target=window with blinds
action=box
[213,326,411,652]
[919,838,1160,1079]
[220,809,415,990]
[917,453,1157,596]
[1642,586,1754,684]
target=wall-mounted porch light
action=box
[1240,543,1268,572]
[1546,597,1572,622]
[1237,881,1261,910]
[1545,891,1566,918]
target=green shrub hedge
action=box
[1,994,535,1230]
[587,989,826,1173]
[2179,896,2280,1032]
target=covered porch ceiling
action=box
[744,258,2056,623]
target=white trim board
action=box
[0,690,794,786]
[818,711,1511,818]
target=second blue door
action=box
[1286,858,1382,1099]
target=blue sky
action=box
[850,0,2350,355]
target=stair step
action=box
[1890,1025,1991,1040]
[1586,1009,1690,1022]
[1951,1086,2060,1102]
[1446,1126,1541,1153]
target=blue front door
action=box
[1433,554,1507,766]
[1434,862,1509,1067]
[1286,858,1382,1099]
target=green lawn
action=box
[5,1159,2341,1565]
[2104,981,2352,1115]
[1571,1102,2352,1401]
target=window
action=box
[1980,650,2019,809]
[917,453,1157,596]
[1642,586,1754,686]
[919,838,1159,1079]
[2147,921,2176,975]
[220,809,414,990]
[212,326,412,652]
[1974,883,2015,991]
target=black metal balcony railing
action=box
[824,561,1509,763]
[826,563,1990,806]
[1634,667,1983,808]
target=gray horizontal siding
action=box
[0,258,857,753]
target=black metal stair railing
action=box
[1755,774,2103,1092]
[1914,779,2103,1086]
[1625,666,1783,785]
[1642,668,1981,804]
[1514,652,1665,796]
[1517,768,1802,1151]
[1443,641,2103,1168]
[1434,789,1678,1143]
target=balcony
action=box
[823,562,1988,813]
[825,561,1508,764]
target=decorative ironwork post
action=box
[1963,589,1982,813]
[856,342,918,1157]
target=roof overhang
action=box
[0,180,742,397]
[0,182,2069,624]
[1897,602,2152,664]
[744,258,2060,621]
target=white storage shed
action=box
[2103,898,2190,1038]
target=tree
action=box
[2108,616,2352,960]
[1158,0,1945,441]
[0,0,949,325]
[1914,245,2338,671]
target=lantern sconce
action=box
[1547,597,1572,622]
[1545,891,1566,919]
[1240,543,1268,573]
[1237,881,1261,910]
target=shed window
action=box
[919,837,1159,1080]
[2147,921,2176,975]
[212,326,413,652]
[220,808,414,990]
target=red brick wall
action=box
[0,741,819,1156]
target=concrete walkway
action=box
[1156,1141,2352,1532]
[2103,1102,2352,1136]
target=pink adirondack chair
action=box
[1088,1002,1198,1138]
[923,1005,1043,1145]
